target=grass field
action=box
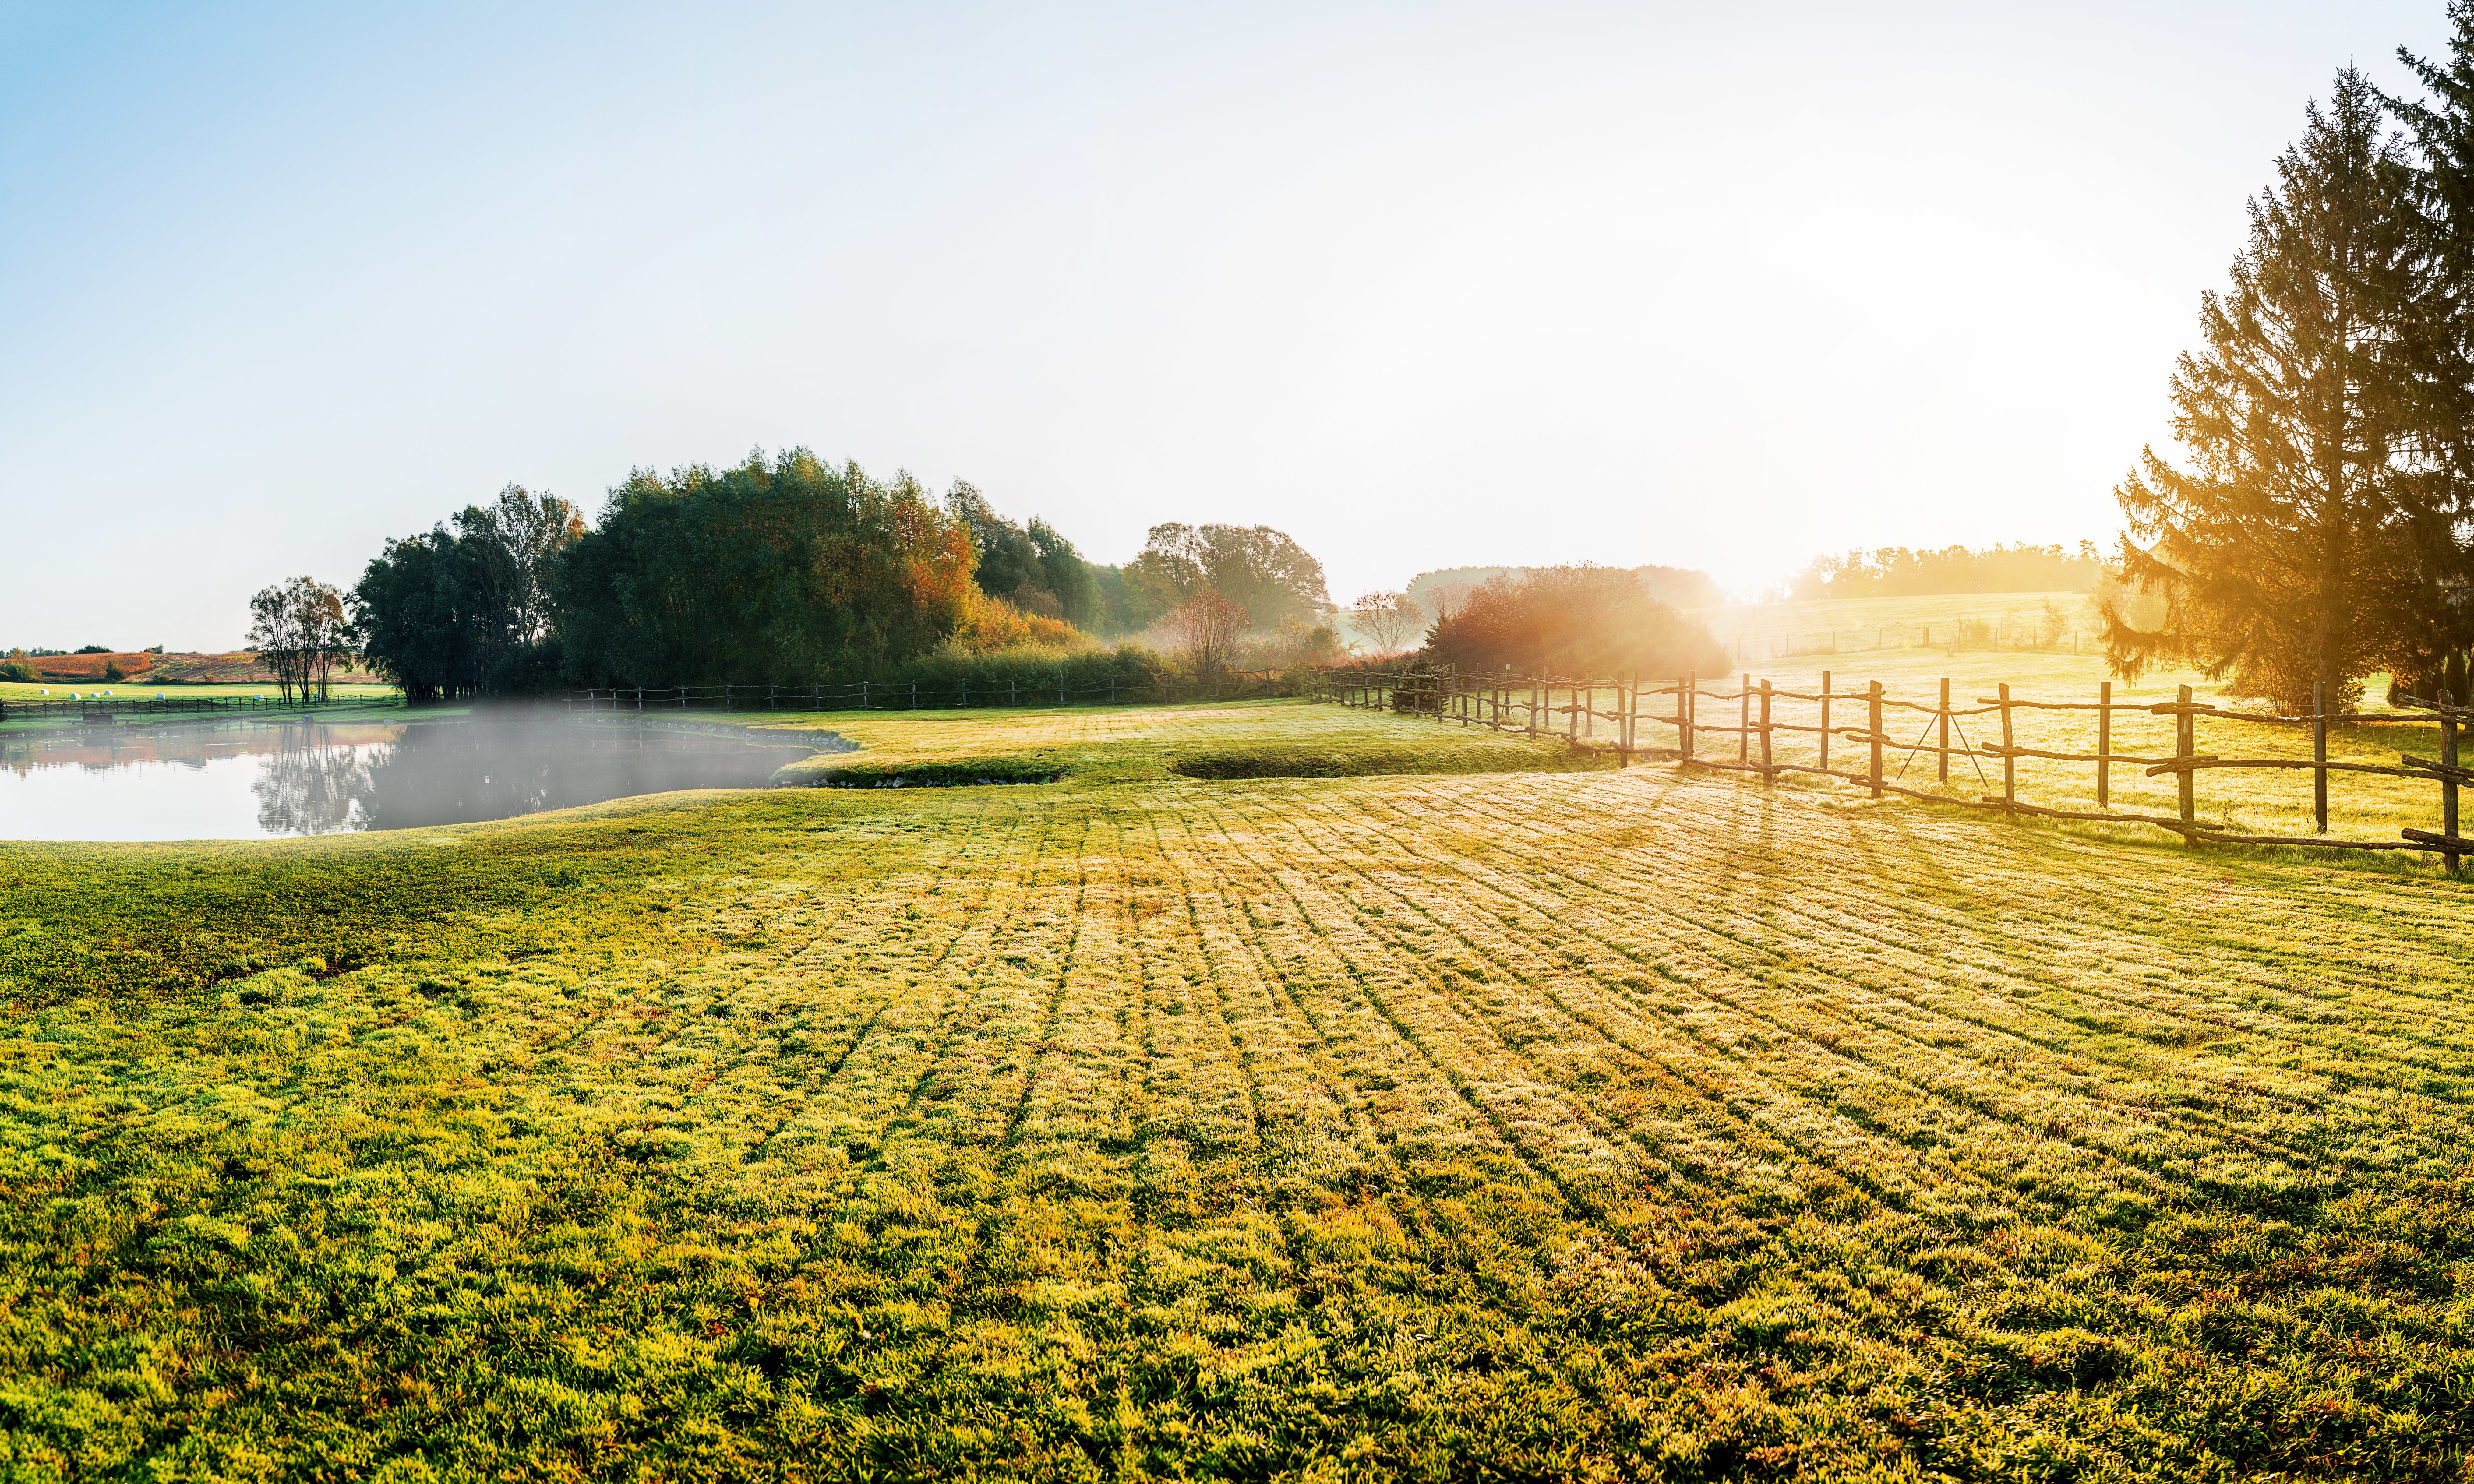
[1692,591,2101,662]
[7,699,2474,1479]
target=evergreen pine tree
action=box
[2381,10,2474,702]
[2104,68,2424,713]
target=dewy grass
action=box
[757,696,1606,788]
[8,698,2474,1477]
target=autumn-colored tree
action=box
[1166,588,1248,675]
[1422,565,1725,678]
[248,577,351,702]
[555,449,977,685]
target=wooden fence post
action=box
[1738,672,1750,767]
[2176,683,2197,844]
[1868,682,1883,799]
[2446,689,2462,875]
[1939,678,1952,784]
[1679,675,1693,767]
[1759,679,1773,784]
[1819,670,1831,774]
[1999,682,2016,813]
[2312,681,2328,834]
[2097,680,2111,808]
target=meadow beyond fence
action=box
[1316,662,2474,865]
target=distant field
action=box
[0,679,402,704]
[1,651,389,687]
[1692,589,2100,661]
[6,699,2474,1477]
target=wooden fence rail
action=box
[0,692,393,723]
[1312,662,2474,868]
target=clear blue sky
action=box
[0,0,2453,648]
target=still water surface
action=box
[0,714,816,841]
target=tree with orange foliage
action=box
[1166,588,1248,675]
[553,448,978,685]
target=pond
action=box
[0,713,821,841]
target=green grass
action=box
[751,699,1607,788]
[7,700,2474,1478]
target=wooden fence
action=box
[571,671,1290,714]
[1313,663,2474,869]
[0,692,393,723]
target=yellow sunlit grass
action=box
[6,697,2474,1474]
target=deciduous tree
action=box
[1421,566,1725,678]
[1165,588,1248,675]
[1131,523,1330,629]
[1347,591,1426,654]
[555,449,975,686]
[248,577,351,702]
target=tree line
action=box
[1790,543,2105,601]
[2106,27,2474,712]
[335,449,1343,697]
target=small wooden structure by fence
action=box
[572,671,1289,714]
[1313,663,2474,868]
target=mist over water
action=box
[0,713,815,841]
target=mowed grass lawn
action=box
[8,700,2474,1479]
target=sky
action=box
[0,0,2458,649]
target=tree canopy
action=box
[246,577,352,703]
[1421,566,1727,678]
[942,483,1104,629]
[2103,69,2423,712]
[556,449,974,687]
[341,457,1343,692]
[1124,523,1330,630]
[1790,544,2104,601]
[348,485,582,701]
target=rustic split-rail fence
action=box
[1313,663,2474,870]
[0,691,388,724]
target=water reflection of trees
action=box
[247,714,805,834]
[353,721,566,830]
[252,727,381,835]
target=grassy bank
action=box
[751,699,1604,787]
[6,700,2474,1478]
